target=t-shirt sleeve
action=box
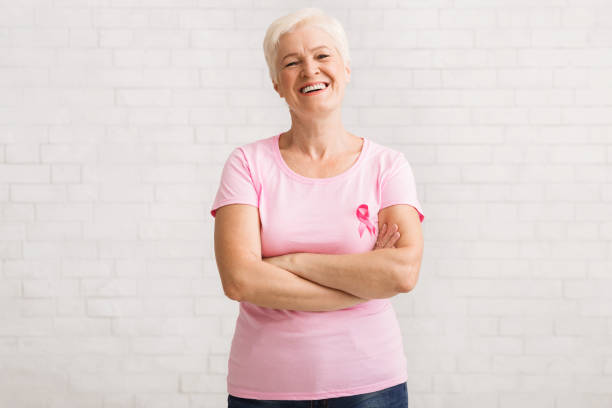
[210,147,259,218]
[380,153,425,223]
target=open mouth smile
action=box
[300,82,329,96]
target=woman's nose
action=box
[301,58,320,76]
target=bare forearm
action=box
[234,259,369,312]
[285,248,404,300]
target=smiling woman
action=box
[270,22,351,121]
[211,7,424,408]
[263,10,351,85]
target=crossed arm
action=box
[259,204,424,301]
[263,247,406,300]
[231,221,406,312]
[230,205,424,311]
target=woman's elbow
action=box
[395,258,421,293]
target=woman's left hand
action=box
[373,223,400,250]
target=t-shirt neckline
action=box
[272,132,369,184]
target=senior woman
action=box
[211,7,425,408]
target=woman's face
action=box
[273,24,350,118]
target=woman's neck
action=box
[283,111,354,160]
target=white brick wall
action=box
[1,1,611,407]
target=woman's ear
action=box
[273,80,282,98]
[345,64,351,83]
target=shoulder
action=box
[223,135,277,171]
[364,138,409,171]
[231,134,277,161]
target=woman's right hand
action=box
[373,223,400,250]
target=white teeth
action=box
[301,83,327,93]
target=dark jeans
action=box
[228,381,408,408]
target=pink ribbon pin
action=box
[356,204,376,238]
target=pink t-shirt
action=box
[210,133,425,400]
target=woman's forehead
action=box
[277,25,335,52]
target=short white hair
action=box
[262,8,351,85]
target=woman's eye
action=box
[285,55,328,67]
